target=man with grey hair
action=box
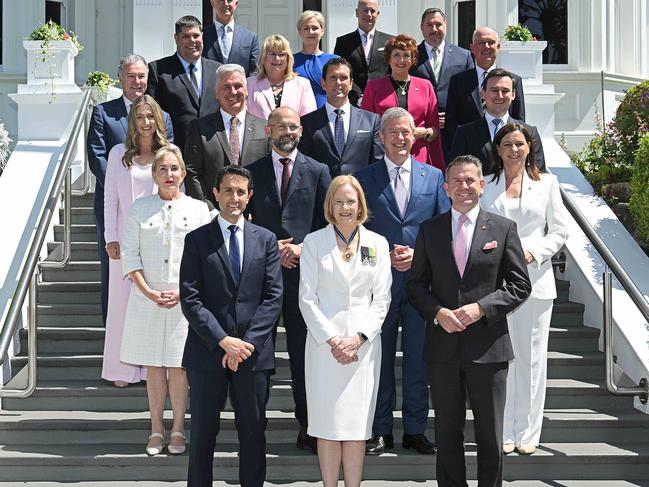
[185,63,269,212]
[87,54,174,327]
[355,107,450,455]
[445,26,526,145]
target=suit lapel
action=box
[115,100,128,136]
[316,107,337,158]
[258,78,275,115]
[240,112,262,162]
[260,157,282,207]
[470,69,483,114]
[210,219,238,286]
[418,43,436,85]
[479,118,493,163]
[355,31,369,70]
[213,113,233,164]
[283,154,305,207]
[240,220,258,280]
[405,162,425,218]
[343,107,361,157]
[200,59,214,107]
[463,209,492,278]
[373,161,402,220]
[173,55,200,108]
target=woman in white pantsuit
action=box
[481,123,569,455]
[300,175,392,487]
[120,146,210,456]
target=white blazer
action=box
[481,172,569,299]
[299,224,392,344]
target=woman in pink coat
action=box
[102,95,169,387]
[246,34,317,120]
[361,34,445,171]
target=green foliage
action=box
[630,134,649,240]
[503,24,534,42]
[86,71,116,95]
[612,80,649,167]
[28,20,83,52]
[0,120,11,176]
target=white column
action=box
[2,0,43,75]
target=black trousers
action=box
[187,363,270,487]
[428,359,508,487]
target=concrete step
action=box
[36,304,103,327]
[59,206,96,225]
[41,262,100,282]
[53,224,98,243]
[555,278,570,302]
[37,281,102,305]
[1,377,632,412]
[0,483,646,487]
[46,242,99,262]
[70,193,95,209]
[0,442,647,481]
[550,301,585,327]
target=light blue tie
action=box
[492,118,502,140]
[220,25,231,61]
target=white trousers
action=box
[503,297,554,447]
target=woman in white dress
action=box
[481,123,569,456]
[299,175,392,487]
[120,146,210,456]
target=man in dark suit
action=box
[356,107,450,456]
[450,68,545,175]
[334,0,393,106]
[202,0,259,76]
[410,8,473,156]
[246,106,331,454]
[406,155,531,487]
[184,63,269,212]
[299,57,383,178]
[87,53,173,326]
[147,15,221,155]
[445,26,526,145]
[180,165,283,487]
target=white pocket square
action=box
[357,130,370,133]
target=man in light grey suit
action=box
[203,0,259,76]
[299,57,384,178]
[184,64,270,212]
[410,8,473,155]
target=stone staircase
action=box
[1,192,649,485]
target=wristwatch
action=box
[357,332,368,342]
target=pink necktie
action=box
[454,214,469,277]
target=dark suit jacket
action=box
[411,41,474,112]
[334,29,393,106]
[445,68,526,145]
[202,22,259,76]
[450,117,546,175]
[184,110,270,210]
[147,54,221,154]
[406,209,531,364]
[299,104,383,178]
[86,97,174,214]
[180,219,283,372]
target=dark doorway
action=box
[457,1,476,50]
[518,0,568,64]
[45,1,62,25]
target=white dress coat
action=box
[120,194,211,367]
[481,171,569,299]
[299,225,392,441]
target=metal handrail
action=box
[71,100,95,197]
[0,88,92,399]
[560,186,649,403]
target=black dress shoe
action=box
[402,433,436,454]
[365,434,394,455]
[296,429,317,454]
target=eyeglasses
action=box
[269,124,301,132]
[267,51,288,59]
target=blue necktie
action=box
[492,118,502,140]
[228,225,241,284]
[333,109,345,156]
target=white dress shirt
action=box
[272,148,298,196]
[451,204,481,258]
[221,108,246,149]
[123,96,133,114]
[325,101,351,142]
[485,111,510,140]
[176,53,203,95]
[476,65,494,90]
[217,214,244,270]
[384,155,412,197]
[358,27,376,61]
[425,40,445,69]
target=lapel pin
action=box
[420,171,425,176]
[481,225,487,230]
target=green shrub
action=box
[503,24,534,41]
[629,134,649,240]
[613,80,649,167]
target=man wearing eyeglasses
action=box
[184,63,270,214]
[246,106,331,454]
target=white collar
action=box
[425,40,445,55]
[221,108,246,125]
[325,101,351,117]
[358,27,376,39]
[214,18,235,30]
[384,155,412,174]
[451,204,480,224]
[217,214,244,233]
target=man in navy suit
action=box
[356,107,450,456]
[299,57,383,178]
[202,0,259,76]
[334,0,393,106]
[180,165,283,487]
[87,54,173,326]
[246,107,331,454]
[410,8,473,156]
[445,26,526,146]
[147,15,221,155]
[450,68,545,175]
[406,155,531,487]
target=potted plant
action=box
[24,20,83,89]
[497,24,547,86]
[85,71,117,103]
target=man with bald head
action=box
[334,0,393,106]
[445,26,526,145]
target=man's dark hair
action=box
[321,57,353,80]
[481,68,516,91]
[175,15,202,34]
[420,7,446,24]
[214,165,254,191]
[445,155,483,181]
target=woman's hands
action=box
[413,127,436,141]
[106,241,120,260]
[326,335,365,365]
[145,289,180,308]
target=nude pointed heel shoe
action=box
[146,432,165,456]
[167,431,187,455]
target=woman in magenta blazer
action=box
[361,34,445,171]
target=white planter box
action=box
[497,40,547,86]
[23,39,78,87]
